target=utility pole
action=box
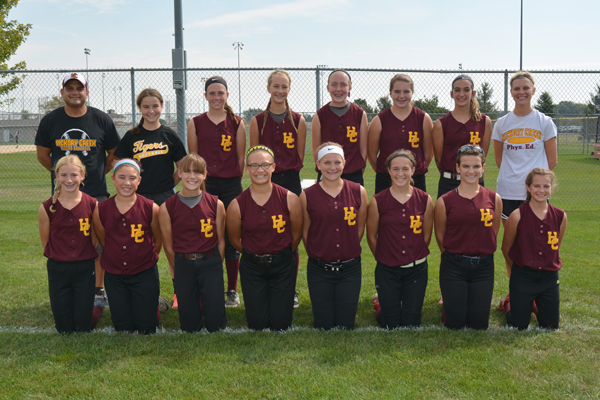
[172,0,187,146]
[233,42,244,115]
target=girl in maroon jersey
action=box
[311,70,368,185]
[367,150,433,328]
[432,75,492,198]
[93,159,163,334]
[434,145,502,329]
[367,74,434,194]
[187,76,247,308]
[158,154,227,332]
[38,155,98,333]
[249,69,307,308]
[501,168,567,330]
[227,145,302,331]
[300,142,369,330]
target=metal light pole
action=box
[102,73,105,112]
[317,65,328,109]
[113,87,117,111]
[201,77,207,112]
[520,0,523,70]
[119,86,122,114]
[56,74,60,91]
[84,48,91,105]
[232,42,244,115]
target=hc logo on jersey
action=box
[221,135,232,151]
[547,231,559,250]
[283,132,295,149]
[480,209,493,227]
[470,131,481,145]
[410,216,422,234]
[272,215,286,233]
[131,224,145,243]
[201,219,213,237]
[346,126,358,143]
[79,218,90,236]
[344,207,356,226]
[409,132,419,148]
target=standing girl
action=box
[93,159,162,334]
[159,154,227,333]
[114,88,187,306]
[432,75,492,198]
[311,70,368,185]
[249,69,307,308]
[367,150,433,328]
[434,145,502,330]
[367,74,434,194]
[187,76,247,308]
[227,145,302,331]
[501,168,566,330]
[300,142,369,330]
[38,155,98,333]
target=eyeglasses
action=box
[457,144,484,155]
[247,162,274,171]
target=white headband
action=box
[318,146,345,162]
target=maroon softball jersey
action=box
[316,103,366,174]
[237,184,292,255]
[164,192,219,254]
[99,195,158,275]
[304,180,362,262]
[374,187,430,266]
[255,111,303,173]
[376,107,428,175]
[441,187,497,257]
[192,113,243,178]
[42,193,98,262]
[438,112,487,173]
[509,202,565,272]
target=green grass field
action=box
[1,148,600,398]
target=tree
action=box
[0,1,31,107]
[413,95,449,115]
[375,96,392,113]
[556,101,587,115]
[353,98,375,121]
[534,91,556,116]
[242,107,263,124]
[586,84,600,114]
[39,95,65,114]
[20,109,30,119]
[303,113,314,123]
[476,82,499,118]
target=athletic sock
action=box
[95,287,103,295]
[225,259,239,292]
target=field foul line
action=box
[1,324,599,335]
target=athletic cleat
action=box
[102,289,109,309]
[92,294,104,328]
[372,293,380,310]
[225,290,240,307]
[158,296,171,313]
[293,292,300,309]
[172,294,178,309]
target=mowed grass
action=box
[1,146,600,398]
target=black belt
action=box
[447,252,493,265]
[309,257,357,272]
[243,248,288,264]
[176,249,215,260]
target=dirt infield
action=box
[0,144,37,154]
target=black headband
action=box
[452,74,474,88]
[328,69,351,83]
[205,77,228,92]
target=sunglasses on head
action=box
[457,144,484,155]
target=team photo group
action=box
[35,68,566,335]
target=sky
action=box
[7,0,600,71]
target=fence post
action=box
[504,69,508,114]
[316,66,321,111]
[130,68,136,128]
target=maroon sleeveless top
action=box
[374,187,430,266]
[192,113,243,178]
[438,112,487,172]
[99,195,158,275]
[441,187,497,256]
[376,107,428,175]
[316,103,366,174]
[164,192,219,253]
[304,180,362,262]
[509,203,565,271]
[237,183,292,255]
[255,111,303,173]
[42,192,98,262]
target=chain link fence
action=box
[1,67,599,212]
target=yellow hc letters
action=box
[470,131,481,145]
[283,132,295,148]
[79,218,90,236]
[272,215,286,233]
[480,209,493,227]
[346,126,358,143]
[408,132,419,148]
[344,207,356,226]
[410,216,422,234]
[201,219,214,237]
[221,135,232,151]
[547,231,559,250]
[131,224,145,243]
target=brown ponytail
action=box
[133,88,164,134]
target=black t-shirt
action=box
[36,106,121,198]
[114,125,187,194]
